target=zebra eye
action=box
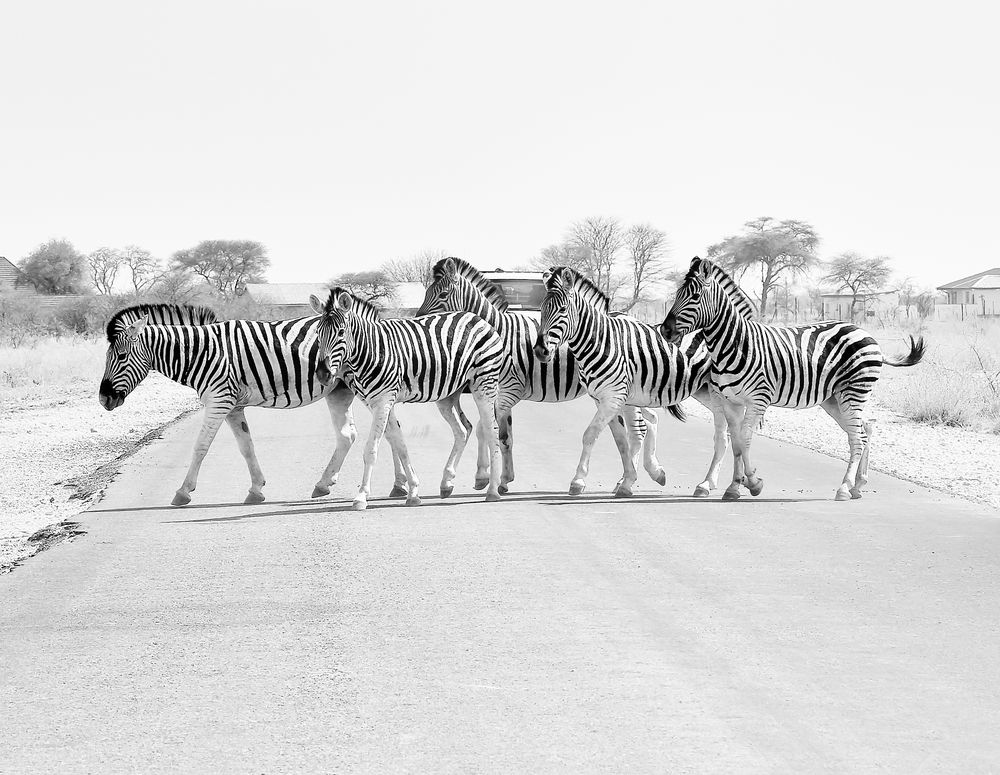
[438,291,448,299]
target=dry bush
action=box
[0,336,105,391]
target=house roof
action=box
[937,268,1000,290]
[244,283,329,306]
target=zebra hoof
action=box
[406,496,422,507]
[352,499,368,511]
[498,484,509,495]
[748,478,764,497]
[693,485,710,498]
[171,491,191,507]
[311,485,330,498]
[388,484,408,499]
[613,484,634,497]
[244,491,266,505]
[473,477,490,491]
[485,491,501,502]
[850,487,863,500]
[568,481,586,496]
[722,488,741,501]
[440,486,454,499]
[835,486,852,501]
[653,469,667,487]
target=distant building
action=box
[936,268,1000,316]
[820,290,901,321]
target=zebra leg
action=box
[312,386,358,498]
[858,419,875,486]
[382,406,421,506]
[436,394,473,498]
[472,412,491,491]
[572,398,632,496]
[472,390,502,502]
[692,388,730,497]
[172,398,234,506]
[821,397,867,500]
[224,408,267,505]
[639,408,667,487]
[736,403,766,498]
[720,399,748,501]
[496,398,518,495]
[353,394,395,511]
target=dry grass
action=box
[0,336,107,392]
[876,319,1000,434]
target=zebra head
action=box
[416,257,461,316]
[99,314,152,411]
[533,266,577,362]
[661,257,714,344]
[310,289,353,386]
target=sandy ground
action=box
[0,373,200,571]
[682,365,1000,511]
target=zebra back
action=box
[107,303,218,341]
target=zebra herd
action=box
[98,257,925,509]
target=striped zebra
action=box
[532,266,745,498]
[416,257,661,495]
[660,257,925,501]
[98,302,416,506]
[310,287,505,509]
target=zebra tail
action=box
[883,335,926,368]
[666,403,686,422]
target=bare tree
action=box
[332,270,398,304]
[618,223,669,312]
[822,252,893,321]
[88,247,123,295]
[150,269,209,305]
[122,245,161,293]
[531,242,593,275]
[380,249,447,287]
[567,216,624,296]
[708,217,820,319]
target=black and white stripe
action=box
[99,303,413,506]
[532,266,742,497]
[661,257,925,501]
[416,257,664,494]
[311,287,505,508]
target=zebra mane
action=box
[685,258,758,318]
[546,266,610,314]
[106,303,218,341]
[322,287,382,321]
[433,257,509,312]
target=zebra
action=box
[310,287,505,509]
[98,302,418,506]
[415,257,663,496]
[532,266,748,498]
[660,257,925,501]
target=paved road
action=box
[2,397,999,773]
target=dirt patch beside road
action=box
[0,373,200,572]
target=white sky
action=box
[2,0,997,289]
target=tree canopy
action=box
[171,240,269,299]
[823,252,892,320]
[707,217,820,319]
[332,271,398,304]
[18,239,89,295]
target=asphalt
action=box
[2,397,999,774]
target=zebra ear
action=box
[337,292,353,312]
[697,259,712,280]
[442,257,458,280]
[309,295,326,315]
[127,315,149,336]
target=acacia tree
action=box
[619,223,669,312]
[171,240,270,299]
[18,239,89,294]
[707,217,820,319]
[332,270,398,304]
[122,245,161,293]
[88,247,123,295]
[822,252,893,321]
[380,249,447,287]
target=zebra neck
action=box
[701,291,752,359]
[145,326,211,389]
[566,301,611,362]
[463,289,505,331]
[341,318,396,384]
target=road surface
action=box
[2,397,999,773]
